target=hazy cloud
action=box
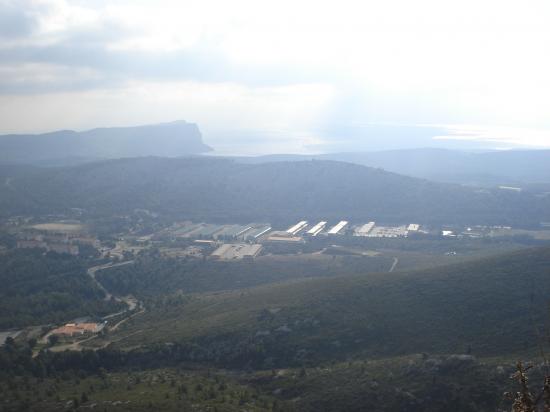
[0,1,37,38]
[1,0,550,151]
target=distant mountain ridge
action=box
[235,148,550,186]
[1,156,549,226]
[0,120,212,165]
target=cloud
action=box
[0,80,334,137]
[433,125,550,149]
[0,1,38,38]
[1,0,550,150]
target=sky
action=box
[1,0,550,153]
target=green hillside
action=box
[95,253,396,298]
[239,148,550,185]
[107,247,550,367]
[0,250,124,328]
[0,357,516,412]
[1,157,549,226]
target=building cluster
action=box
[352,221,421,238]
[50,322,105,339]
[156,222,271,242]
[16,230,99,255]
[153,219,427,247]
[356,224,409,238]
[17,230,75,254]
[139,219,505,263]
[268,219,420,240]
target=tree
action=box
[47,335,59,347]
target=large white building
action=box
[407,224,420,231]
[211,243,263,260]
[286,221,308,235]
[354,222,376,236]
[327,221,348,235]
[306,221,327,237]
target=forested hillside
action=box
[1,157,548,226]
[0,250,123,328]
[107,247,550,367]
[240,149,550,185]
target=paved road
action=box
[87,261,142,317]
[87,261,134,301]
[33,260,144,354]
[389,257,399,272]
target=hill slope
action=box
[108,247,550,367]
[0,120,211,165]
[0,157,548,225]
[239,148,550,185]
[0,250,124,328]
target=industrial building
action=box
[286,221,308,235]
[210,243,263,260]
[167,222,255,240]
[328,221,348,235]
[366,226,409,238]
[354,222,376,236]
[192,224,226,238]
[241,225,271,241]
[306,221,327,237]
[264,231,305,243]
[407,224,420,231]
[171,222,203,238]
[214,224,252,239]
[16,233,80,255]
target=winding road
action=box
[39,260,142,353]
[389,257,399,272]
[88,260,137,313]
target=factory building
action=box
[286,221,308,235]
[171,222,203,238]
[210,243,263,260]
[328,221,348,235]
[193,224,226,238]
[213,224,252,240]
[306,221,327,237]
[264,231,305,243]
[241,225,272,241]
[354,222,376,236]
[236,226,252,236]
[366,225,408,238]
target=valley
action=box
[3,1,550,408]
[1,155,550,411]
